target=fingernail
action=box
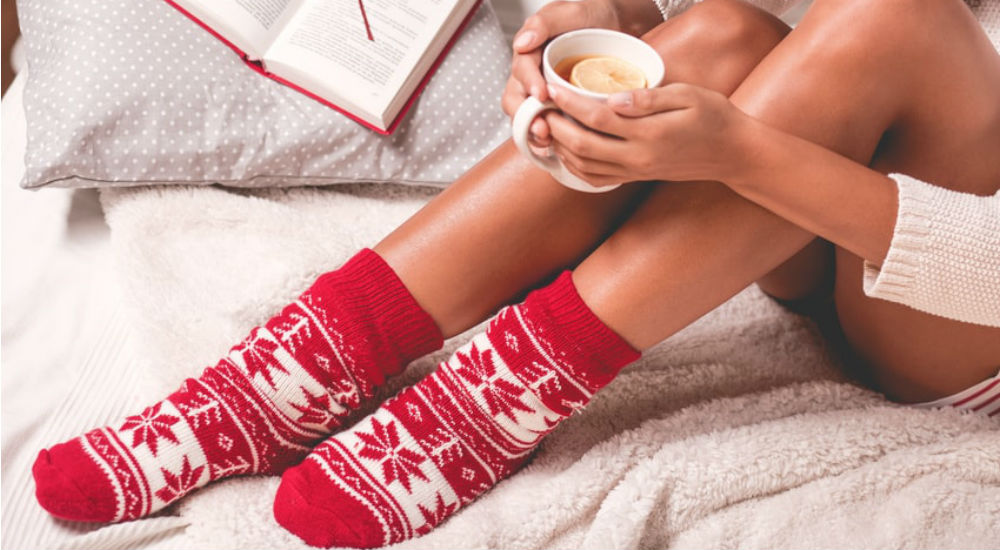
[513,31,536,50]
[609,92,632,107]
[547,85,558,100]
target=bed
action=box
[2,1,998,549]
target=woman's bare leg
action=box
[376,144,644,337]
[576,181,816,343]
[374,0,788,338]
[577,0,1000,403]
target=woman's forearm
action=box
[727,119,898,264]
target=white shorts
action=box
[911,369,1000,416]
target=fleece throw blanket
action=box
[99,183,1000,549]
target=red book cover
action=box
[162,0,482,135]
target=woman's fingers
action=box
[552,142,627,177]
[559,159,626,189]
[512,1,595,53]
[509,1,599,101]
[507,0,618,133]
[606,83,701,118]
[548,85,632,137]
[547,111,632,163]
[530,118,551,146]
[502,55,551,143]
[502,80,550,148]
[501,78,527,118]
[507,0,636,144]
[503,51,547,138]
[511,49,547,100]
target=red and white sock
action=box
[33,249,443,523]
[273,272,640,548]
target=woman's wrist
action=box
[717,115,898,262]
[718,114,776,189]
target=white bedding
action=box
[1,72,192,549]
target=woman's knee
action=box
[799,0,1000,193]
[641,0,790,94]
[728,0,989,162]
[792,0,989,86]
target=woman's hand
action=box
[545,83,758,188]
[502,0,643,145]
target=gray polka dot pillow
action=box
[17,0,511,189]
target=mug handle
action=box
[511,96,563,174]
[511,96,621,193]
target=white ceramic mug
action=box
[511,29,665,193]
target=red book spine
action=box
[161,0,482,135]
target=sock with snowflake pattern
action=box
[33,249,442,522]
[273,271,640,548]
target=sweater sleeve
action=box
[650,0,803,20]
[862,173,1000,328]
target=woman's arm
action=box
[545,83,1000,326]
[729,117,897,263]
[731,117,1000,328]
[634,92,1000,327]
[546,83,897,261]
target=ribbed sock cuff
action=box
[524,271,640,389]
[316,249,444,374]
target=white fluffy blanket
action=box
[100,183,1000,549]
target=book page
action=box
[170,0,305,59]
[263,0,465,124]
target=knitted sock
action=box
[273,272,640,548]
[33,249,443,523]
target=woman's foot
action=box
[32,250,443,522]
[273,272,639,548]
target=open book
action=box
[165,0,480,134]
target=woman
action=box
[33,0,999,547]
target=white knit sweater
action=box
[654,0,1000,328]
[864,174,1000,327]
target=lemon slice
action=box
[569,56,646,94]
